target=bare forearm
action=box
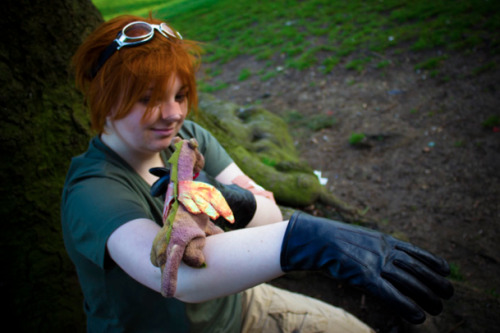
[107,218,287,302]
[175,221,287,302]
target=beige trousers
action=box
[241,284,375,333]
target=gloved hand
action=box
[280,211,454,324]
[150,166,171,197]
[150,168,257,229]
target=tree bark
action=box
[0,1,101,331]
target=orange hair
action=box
[72,15,201,133]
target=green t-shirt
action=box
[61,121,241,333]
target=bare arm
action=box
[215,162,283,226]
[106,217,287,302]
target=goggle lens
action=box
[160,23,183,39]
[123,22,153,39]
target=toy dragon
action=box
[150,137,235,297]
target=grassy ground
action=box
[93,0,499,91]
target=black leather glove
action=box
[149,168,257,229]
[280,211,454,324]
[149,167,171,197]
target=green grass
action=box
[349,132,366,146]
[482,115,500,128]
[449,262,465,281]
[306,114,337,131]
[92,0,500,84]
[283,110,336,132]
[414,55,449,70]
[197,79,229,93]
[345,57,372,72]
[472,61,497,76]
[238,69,252,81]
[376,60,391,69]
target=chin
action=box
[153,138,174,151]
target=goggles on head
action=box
[91,21,183,78]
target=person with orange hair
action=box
[62,15,453,332]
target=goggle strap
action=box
[91,40,120,78]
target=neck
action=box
[100,134,164,185]
[133,153,165,185]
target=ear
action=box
[103,115,115,134]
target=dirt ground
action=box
[202,49,500,332]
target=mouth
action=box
[151,127,176,137]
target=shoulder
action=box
[64,137,132,189]
[62,136,146,214]
[179,120,211,142]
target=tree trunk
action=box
[0,1,101,331]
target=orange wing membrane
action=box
[177,180,235,223]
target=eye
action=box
[175,95,186,103]
[138,95,151,105]
[175,90,188,103]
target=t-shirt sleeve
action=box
[180,121,234,177]
[63,176,150,269]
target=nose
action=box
[158,100,183,121]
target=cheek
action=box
[141,106,160,121]
[130,108,155,127]
[180,104,189,118]
[113,113,146,136]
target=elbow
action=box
[267,200,283,223]
[260,194,283,223]
[247,195,283,227]
[172,264,221,303]
[174,286,230,304]
[174,294,204,303]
